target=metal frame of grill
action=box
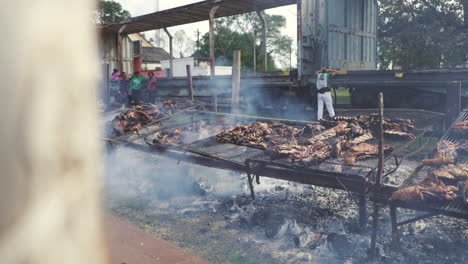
[106,108,446,231]
[108,108,443,229]
[387,109,468,249]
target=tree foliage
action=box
[378,0,468,69]
[97,0,131,24]
[194,12,293,72]
[173,30,195,58]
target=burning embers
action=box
[216,115,416,166]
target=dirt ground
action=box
[105,213,209,264]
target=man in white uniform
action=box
[315,67,339,120]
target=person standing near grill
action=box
[315,67,339,120]
[146,71,158,104]
[129,71,148,105]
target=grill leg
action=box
[359,194,367,229]
[247,174,255,200]
[390,206,400,250]
[370,202,380,262]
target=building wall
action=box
[99,33,134,75]
[161,58,232,77]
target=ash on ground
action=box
[105,148,468,264]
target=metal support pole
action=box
[231,50,241,114]
[370,93,384,262]
[117,25,127,72]
[163,28,173,78]
[186,65,194,102]
[209,5,219,77]
[390,205,400,249]
[257,10,267,72]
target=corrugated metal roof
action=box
[142,47,171,62]
[99,0,297,34]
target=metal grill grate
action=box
[397,109,468,219]
[143,110,444,180]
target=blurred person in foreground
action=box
[315,67,339,120]
[129,71,148,106]
[146,71,158,104]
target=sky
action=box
[114,0,298,68]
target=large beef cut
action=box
[432,163,468,181]
[390,175,458,202]
[112,104,168,135]
[422,140,459,166]
[462,180,468,205]
[343,143,394,165]
[154,118,234,146]
[451,121,468,137]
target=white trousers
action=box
[317,92,335,120]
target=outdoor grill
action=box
[107,108,446,228]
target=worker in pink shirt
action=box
[146,71,158,104]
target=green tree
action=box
[97,0,131,24]
[378,0,468,69]
[194,12,293,72]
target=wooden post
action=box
[257,10,268,72]
[186,65,194,102]
[163,28,174,78]
[446,81,462,123]
[209,5,219,112]
[390,206,400,249]
[209,5,220,77]
[231,50,241,114]
[253,30,257,74]
[359,194,367,229]
[0,0,107,263]
[117,25,127,72]
[370,93,385,262]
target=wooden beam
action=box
[209,5,220,77]
[257,10,267,72]
[186,65,194,101]
[163,28,174,78]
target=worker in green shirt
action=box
[129,71,148,105]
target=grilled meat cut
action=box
[451,121,468,137]
[432,164,468,181]
[462,180,468,205]
[457,140,468,155]
[153,118,234,146]
[112,104,168,135]
[343,143,394,165]
[422,140,459,166]
[216,122,273,149]
[390,184,458,202]
[215,114,415,166]
[347,133,374,146]
[384,130,416,140]
[391,175,458,202]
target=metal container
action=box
[299,0,378,85]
